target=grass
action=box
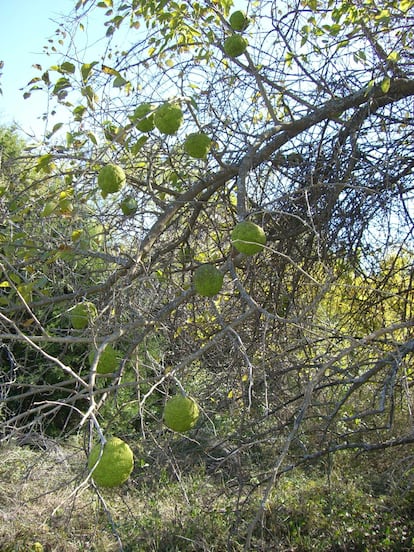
[0,441,119,551]
[0,436,413,551]
[263,470,414,551]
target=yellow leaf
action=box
[381,76,391,93]
[227,389,234,399]
[387,51,399,62]
[22,318,35,327]
[101,64,119,76]
[399,0,414,12]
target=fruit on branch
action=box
[163,395,200,432]
[120,196,138,215]
[229,10,250,31]
[88,344,120,375]
[87,437,134,488]
[136,115,155,132]
[132,103,152,119]
[193,264,224,297]
[131,102,155,132]
[97,163,126,195]
[154,103,183,135]
[183,132,212,159]
[223,35,248,57]
[231,221,266,255]
[69,301,98,329]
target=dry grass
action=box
[0,441,121,551]
[0,438,235,552]
[2,437,412,552]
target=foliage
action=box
[0,0,414,549]
[263,466,414,551]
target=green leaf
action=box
[47,122,64,138]
[327,23,341,36]
[53,77,71,97]
[26,77,41,86]
[285,51,295,67]
[66,132,74,148]
[42,72,51,85]
[303,0,318,9]
[73,105,87,121]
[41,201,58,217]
[81,85,98,109]
[131,135,149,154]
[35,154,55,174]
[81,61,99,84]
[113,75,128,87]
[87,132,98,145]
[60,62,76,74]
[9,273,21,285]
[17,282,34,304]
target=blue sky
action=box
[0,0,87,137]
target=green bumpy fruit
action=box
[98,164,126,194]
[183,132,212,159]
[136,114,155,132]
[229,10,250,31]
[69,302,98,329]
[231,221,267,255]
[154,103,183,135]
[87,437,134,488]
[193,264,223,297]
[120,196,138,215]
[131,104,155,132]
[133,103,152,118]
[223,35,248,57]
[163,395,200,432]
[89,345,120,375]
